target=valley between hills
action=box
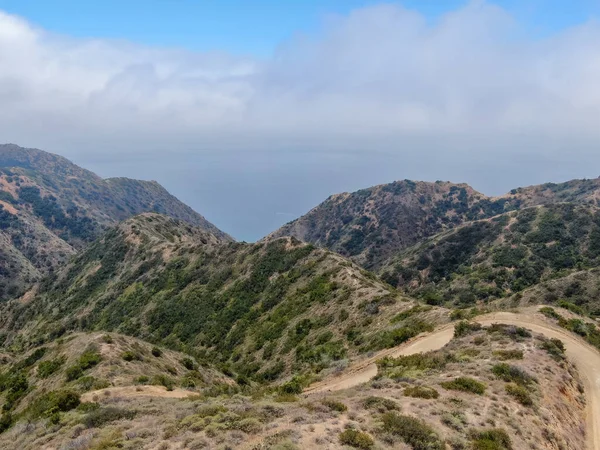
[1,144,600,449]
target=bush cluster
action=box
[403,385,440,399]
[380,412,444,450]
[440,377,486,395]
[339,429,374,449]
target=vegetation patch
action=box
[362,396,400,412]
[492,350,524,361]
[27,390,80,419]
[321,398,348,413]
[454,321,482,337]
[440,377,486,395]
[368,320,434,351]
[505,383,533,406]
[339,429,375,449]
[540,337,566,360]
[37,357,65,378]
[379,412,444,450]
[471,428,513,450]
[82,406,136,428]
[403,385,439,399]
[65,348,102,381]
[491,363,535,385]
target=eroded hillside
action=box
[268,177,600,272]
[0,144,230,300]
[380,203,600,312]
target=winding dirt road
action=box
[305,311,600,450]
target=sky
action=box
[0,1,599,241]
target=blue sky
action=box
[0,0,597,55]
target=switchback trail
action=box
[304,311,600,450]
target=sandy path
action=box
[81,385,195,402]
[305,311,600,450]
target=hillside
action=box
[0,144,230,300]
[380,203,600,311]
[0,320,586,449]
[268,180,513,269]
[0,331,231,437]
[268,178,600,271]
[0,213,445,385]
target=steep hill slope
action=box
[380,203,600,310]
[268,180,514,269]
[268,178,600,271]
[0,319,586,449]
[1,214,443,384]
[0,144,230,299]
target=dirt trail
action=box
[81,385,195,402]
[305,311,600,450]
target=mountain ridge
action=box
[268,177,600,272]
[0,144,231,299]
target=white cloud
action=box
[5,1,600,240]
[0,2,599,150]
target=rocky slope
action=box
[0,144,230,300]
[268,177,600,271]
[380,203,600,309]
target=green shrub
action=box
[37,357,65,378]
[505,384,533,406]
[492,350,523,361]
[539,307,561,320]
[540,338,566,360]
[78,349,102,370]
[181,357,197,370]
[28,390,80,418]
[151,374,175,391]
[0,371,29,410]
[441,377,486,395]
[77,376,110,392]
[362,396,400,412]
[557,300,585,316]
[234,417,262,434]
[403,386,439,399]
[151,347,162,357]
[321,398,348,413]
[82,406,136,428]
[135,375,149,385]
[65,365,83,382]
[339,429,375,449]
[369,321,434,350]
[66,349,102,381]
[486,324,531,340]
[380,412,444,450]
[471,429,512,450]
[454,321,482,337]
[491,364,535,385]
[391,306,431,323]
[77,402,100,413]
[0,412,13,433]
[121,351,140,362]
[15,348,47,370]
[279,378,304,395]
[377,352,454,372]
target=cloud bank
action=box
[1,2,600,240]
[1,2,599,149]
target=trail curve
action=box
[305,311,600,450]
